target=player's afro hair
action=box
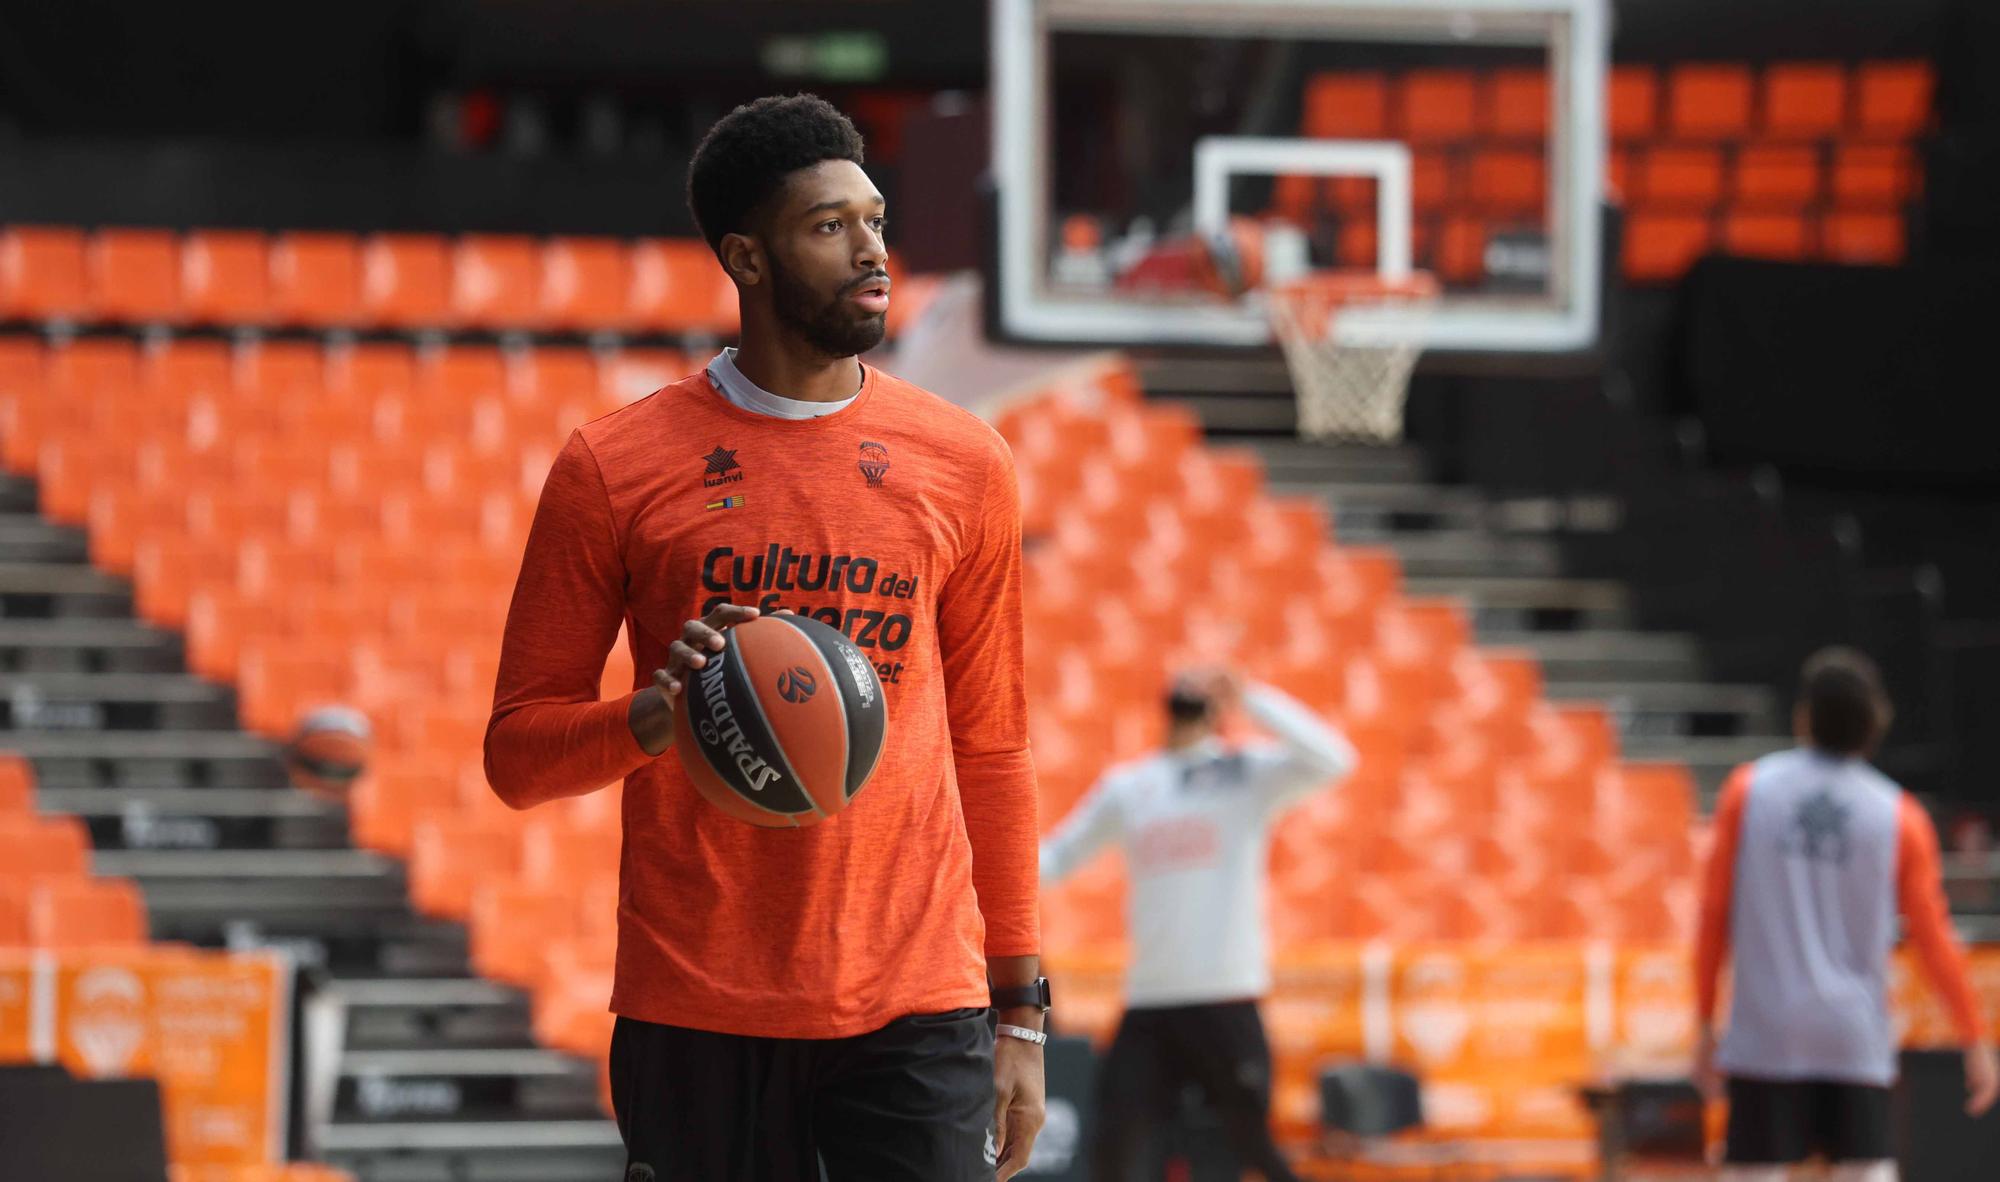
[686,94,867,256]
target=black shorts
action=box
[1724,1076,1894,1164]
[609,1009,996,1182]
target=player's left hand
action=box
[1691,1028,1722,1102]
[992,1033,1046,1179]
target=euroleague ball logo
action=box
[698,720,720,745]
[777,666,818,703]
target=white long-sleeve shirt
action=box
[1040,684,1355,1008]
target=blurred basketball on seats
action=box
[284,705,373,796]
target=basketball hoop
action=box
[1267,271,1439,445]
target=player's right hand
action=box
[655,604,762,699]
[629,605,761,756]
[1965,1042,1998,1117]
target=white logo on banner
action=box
[69,966,147,1076]
[1399,1001,1471,1063]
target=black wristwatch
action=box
[990,977,1052,1014]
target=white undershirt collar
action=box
[706,348,859,419]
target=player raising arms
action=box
[1694,647,1997,1180]
[485,95,1046,1181]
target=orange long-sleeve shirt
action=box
[485,367,1039,1039]
[1696,759,1986,1048]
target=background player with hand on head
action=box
[1694,647,1999,1181]
[1042,669,1355,1182]
[485,94,1046,1181]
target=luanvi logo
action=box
[777,666,818,703]
[702,445,743,488]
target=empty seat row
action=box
[1625,208,1906,280]
[1304,60,1934,145]
[0,226,733,332]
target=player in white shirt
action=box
[1041,670,1356,1182]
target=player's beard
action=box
[770,253,887,359]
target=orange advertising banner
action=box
[1265,942,1370,1062]
[3,946,291,1168]
[1389,943,1594,1075]
[0,951,38,1063]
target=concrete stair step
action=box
[0,619,185,674]
[37,786,348,850]
[95,847,409,940]
[1376,531,1564,578]
[334,1047,602,1125]
[1550,679,1782,734]
[0,515,90,563]
[321,1119,622,1182]
[1479,630,1705,682]
[0,560,132,618]
[1622,735,1790,797]
[10,729,286,788]
[332,978,536,1051]
[1403,575,1631,629]
[0,671,237,730]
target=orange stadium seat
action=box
[236,338,327,401]
[1467,149,1545,214]
[1435,215,1487,285]
[350,754,462,855]
[1,225,90,322]
[1608,65,1660,141]
[89,228,182,323]
[181,230,271,325]
[542,236,631,330]
[359,233,452,328]
[1831,144,1919,206]
[601,349,686,405]
[471,884,581,986]
[1668,64,1755,140]
[0,756,32,814]
[1637,145,1725,207]
[1733,144,1822,207]
[1410,151,1455,213]
[1722,211,1814,260]
[144,337,234,400]
[1395,69,1479,142]
[29,876,148,948]
[269,232,362,327]
[1761,62,1848,139]
[1303,72,1389,139]
[1623,212,1714,282]
[1822,210,1905,264]
[629,237,735,333]
[410,815,523,918]
[325,340,416,403]
[535,937,618,1056]
[1855,61,1934,136]
[0,813,90,879]
[419,343,508,405]
[1482,68,1550,141]
[451,234,543,328]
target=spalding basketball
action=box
[673,615,887,828]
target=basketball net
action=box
[1268,272,1439,445]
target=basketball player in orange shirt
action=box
[486,96,1046,1180]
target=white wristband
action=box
[996,1023,1047,1047]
